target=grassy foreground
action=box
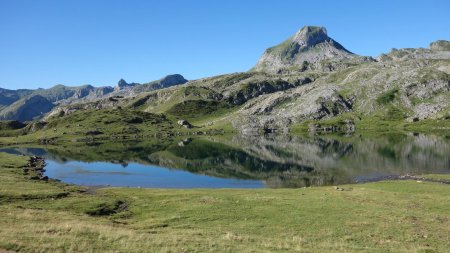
[0,153,449,252]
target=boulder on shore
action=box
[177,119,193,128]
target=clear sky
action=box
[1,0,449,89]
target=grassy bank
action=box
[0,152,449,252]
[0,107,448,146]
[0,106,239,146]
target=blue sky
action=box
[1,0,449,89]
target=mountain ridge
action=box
[0,74,188,121]
[0,26,448,135]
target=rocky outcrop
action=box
[155,74,188,88]
[177,119,193,128]
[24,156,48,181]
[23,121,47,133]
[73,85,95,99]
[377,40,450,62]
[44,96,123,120]
[131,74,188,93]
[430,40,450,51]
[312,93,354,120]
[308,119,355,134]
[114,79,138,91]
[227,77,312,105]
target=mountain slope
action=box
[0,95,54,121]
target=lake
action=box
[1,133,449,188]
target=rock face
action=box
[115,79,138,91]
[73,85,94,98]
[253,26,357,73]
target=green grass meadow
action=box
[0,152,449,252]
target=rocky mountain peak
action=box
[115,79,137,91]
[159,74,188,86]
[117,79,128,87]
[253,25,357,73]
[292,26,329,47]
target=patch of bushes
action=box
[167,100,231,119]
[85,200,128,216]
[384,106,408,120]
[124,117,144,124]
[86,130,104,136]
[182,86,223,100]
[377,147,397,160]
[130,96,151,108]
[211,73,254,88]
[376,89,398,105]
[0,120,26,130]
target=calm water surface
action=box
[1,133,449,188]
[45,160,263,188]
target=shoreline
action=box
[28,155,450,190]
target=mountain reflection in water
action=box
[1,133,448,188]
